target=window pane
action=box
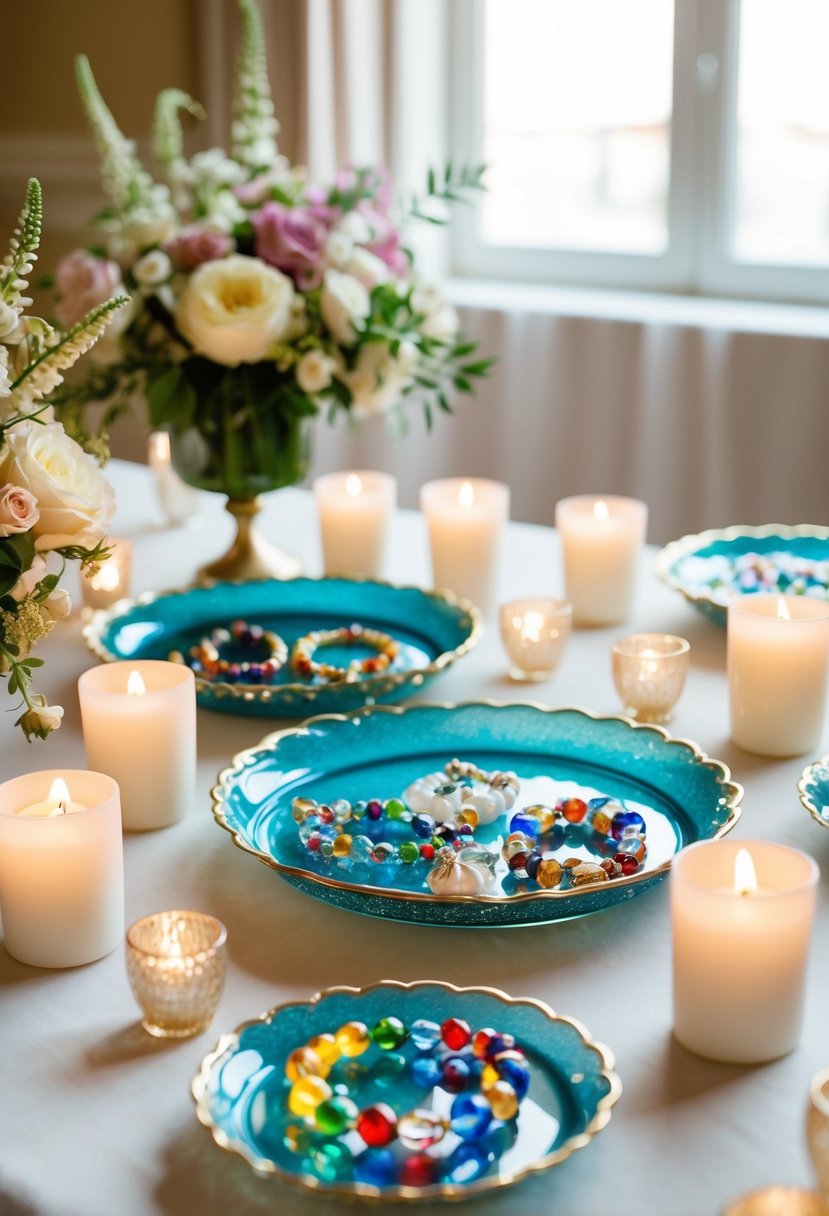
[733,0,829,266]
[481,0,674,254]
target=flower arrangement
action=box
[55,0,491,505]
[1,180,126,739]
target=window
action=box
[451,0,829,302]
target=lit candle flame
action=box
[90,561,121,592]
[520,610,544,644]
[733,847,758,896]
[345,473,362,497]
[127,670,146,696]
[593,499,610,522]
[160,918,183,958]
[48,777,71,815]
[458,481,475,509]
[776,597,791,620]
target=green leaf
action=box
[146,366,197,427]
[0,532,35,573]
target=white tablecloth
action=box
[1,460,827,1216]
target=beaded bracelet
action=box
[169,619,287,684]
[405,761,520,826]
[503,795,648,888]
[290,624,400,684]
[283,1014,527,1187]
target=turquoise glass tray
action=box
[192,980,621,1202]
[798,755,829,829]
[84,577,481,717]
[656,523,829,628]
[212,702,742,927]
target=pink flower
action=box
[55,250,123,329]
[358,206,408,276]
[0,483,39,537]
[252,202,328,289]
[304,184,342,228]
[166,226,234,272]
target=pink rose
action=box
[166,226,234,272]
[358,205,408,276]
[304,184,341,228]
[0,483,39,537]
[55,250,123,329]
[252,202,327,289]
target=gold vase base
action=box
[196,497,301,584]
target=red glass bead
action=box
[419,843,435,861]
[356,1103,398,1147]
[472,1028,497,1060]
[441,1017,471,1051]
[618,854,640,876]
[507,852,530,873]
[561,797,588,824]
[399,1153,438,1188]
[307,833,322,852]
[318,806,335,825]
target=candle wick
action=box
[58,801,67,815]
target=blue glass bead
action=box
[442,1142,492,1185]
[354,1147,397,1186]
[525,851,543,880]
[492,1053,530,1099]
[435,825,458,843]
[411,1018,442,1051]
[611,809,646,841]
[351,800,367,819]
[484,1033,515,1061]
[311,1141,352,1181]
[588,796,611,810]
[411,1054,443,1088]
[298,818,321,843]
[449,1093,493,1140]
[317,823,339,841]
[442,1055,472,1092]
[508,811,541,838]
[480,1119,518,1159]
[412,813,437,839]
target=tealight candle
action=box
[147,431,202,525]
[313,470,397,578]
[78,660,196,831]
[555,495,648,626]
[80,537,133,611]
[499,598,572,681]
[728,594,829,757]
[126,910,227,1038]
[611,632,690,723]
[420,477,510,615]
[0,770,124,968]
[672,839,818,1064]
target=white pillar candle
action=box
[313,470,397,578]
[78,660,196,831]
[420,478,510,615]
[0,770,124,968]
[148,431,202,526]
[672,839,818,1064]
[728,594,829,757]
[555,495,648,626]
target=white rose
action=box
[341,343,412,418]
[324,231,353,269]
[296,350,334,395]
[109,207,178,261]
[0,423,115,551]
[175,255,295,366]
[337,211,373,245]
[10,554,47,601]
[420,303,459,342]
[320,270,370,347]
[345,248,389,291]
[410,285,444,316]
[132,249,172,287]
[40,587,72,623]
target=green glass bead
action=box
[372,1016,409,1051]
[314,1095,359,1135]
[430,835,445,850]
[399,840,420,864]
[310,1141,352,1181]
[385,798,407,820]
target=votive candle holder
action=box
[611,632,690,723]
[499,598,572,681]
[126,910,227,1039]
[147,431,202,526]
[80,537,132,611]
[808,1067,829,1203]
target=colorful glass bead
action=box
[616,836,646,862]
[372,1016,409,1051]
[366,799,384,820]
[318,805,335,825]
[332,834,352,858]
[370,842,394,864]
[308,1033,340,1066]
[458,806,479,828]
[449,1092,493,1141]
[412,813,436,839]
[334,1021,370,1058]
[524,803,557,832]
[442,1055,472,1092]
[490,1050,530,1099]
[525,851,543,880]
[618,854,640,875]
[311,1141,352,1181]
[569,861,610,887]
[286,1045,327,1081]
[419,843,435,861]
[399,1153,438,1188]
[299,821,321,844]
[508,811,541,838]
[385,798,407,820]
[397,1109,447,1151]
[611,809,646,840]
[356,1103,398,1147]
[314,1095,359,1135]
[502,832,534,862]
[354,1148,397,1186]
[411,1019,442,1051]
[398,840,420,864]
[288,1074,332,1116]
[484,1032,516,1061]
[442,1142,492,1185]
[535,857,563,889]
[411,1054,443,1088]
[486,1079,519,1121]
[480,1118,519,1158]
[561,797,588,824]
[441,1017,472,1051]
[600,858,624,878]
[319,838,336,858]
[507,851,531,876]
[587,808,613,836]
[351,835,374,862]
[472,1027,498,1060]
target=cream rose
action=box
[132,249,172,287]
[296,350,334,395]
[345,248,389,291]
[0,423,115,551]
[320,270,370,347]
[175,255,295,366]
[420,303,459,342]
[0,484,39,536]
[341,343,413,418]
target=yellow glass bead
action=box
[536,858,563,889]
[308,1033,340,1066]
[288,1075,332,1117]
[335,1020,371,1058]
[525,803,556,833]
[486,1079,519,1121]
[285,1046,328,1081]
[332,834,353,858]
[459,806,479,829]
[481,1062,500,1091]
[590,811,612,836]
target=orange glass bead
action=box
[308,1033,340,1066]
[486,1079,519,1121]
[536,858,563,889]
[334,1021,371,1058]
[285,1046,328,1081]
[288,1074,332,1116]
[561,797,588,823]
[459,806,479,828]
[332,834,353,858]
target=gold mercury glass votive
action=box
[80,537,133,612]
[611,632,690,723]
[499,598,573,681]
[722,1187,829,1216]
[126,910,227,1039]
